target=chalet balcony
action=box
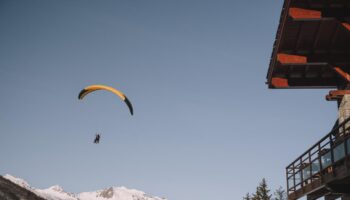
[287,117,350,200]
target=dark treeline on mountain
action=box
[0,176,46,200]
[243,178,287,200]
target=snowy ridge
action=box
[3,174,166,200]
[78,186,166,200]
[36,185,77,200]
[3,174,33,190]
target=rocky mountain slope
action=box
[0,175,46,200]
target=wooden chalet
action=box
[266,0,350,199]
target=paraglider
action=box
[78,84,133,115]
[78,84,133,144]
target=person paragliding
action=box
[78,84,133,144]
[94,133,101,144]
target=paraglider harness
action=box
[94,133,101,144]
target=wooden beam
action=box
[289,8,322,20]
[271,77,289,88]
[324,194,341,200]
[277,53,307,64]
[342,23,350,32]
[326,90,350,101]
[329,90,350,96]
[333,67,350,82]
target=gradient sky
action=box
[0,1,337,199]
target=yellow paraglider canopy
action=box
[78,84,133,115]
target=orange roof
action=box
[266,0,350,89]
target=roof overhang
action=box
[266,0,350,89]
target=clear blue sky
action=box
[0,1,337,199]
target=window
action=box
[333,143,345,162]
[302,165,311,180]
[321,151,332,169]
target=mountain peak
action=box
[48,185,64,192]
[80,186,166,200]
[99,187,114,198]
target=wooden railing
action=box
[286,116,350,195]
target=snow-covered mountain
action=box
[3,174,166,200]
